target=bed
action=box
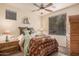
[29,35,58,56]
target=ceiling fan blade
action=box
[45,3,53,8]
[32,9,40,12]
[33,3,40,8]
[40,3,43,7]
[44,9,53,12]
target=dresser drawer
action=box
[0,40,20,55]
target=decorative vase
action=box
[6,35,8,42]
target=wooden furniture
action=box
[0,40,20,55]
[29,35,58,56]
[69,15,79,56]
[18,27,27,34]
[18,27,34,35]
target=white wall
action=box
[42,4,79,47]
[0,4,41,36]
[1,3,79,47]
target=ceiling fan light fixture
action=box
[32,3,54,13]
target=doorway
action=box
[69,15,79,55]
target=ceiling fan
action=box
[32,3,55,13]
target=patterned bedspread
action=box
[29,35,58,56]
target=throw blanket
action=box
[23,30,31,56]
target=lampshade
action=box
[3,30,12,35]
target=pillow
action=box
[16,34,24,46]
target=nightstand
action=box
[0,40,20,55]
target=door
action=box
[69,15,79,56]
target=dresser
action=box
[0,40,20,55]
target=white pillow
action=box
[16,34,24,46]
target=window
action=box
[49,14,66,35]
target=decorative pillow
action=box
[16,34,24,46]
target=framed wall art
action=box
[5,10,17,20]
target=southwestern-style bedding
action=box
[29,35,58,56]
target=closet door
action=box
[69,15,79,56]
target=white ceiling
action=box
[7,3,75,16]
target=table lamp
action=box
[3,30,11,42]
